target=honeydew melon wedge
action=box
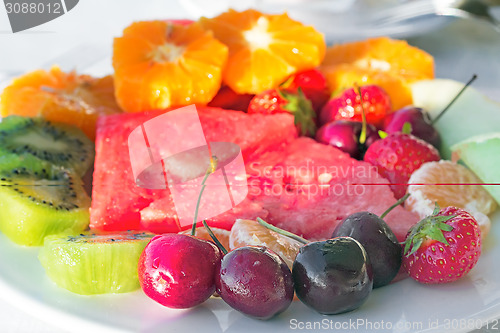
[451,133,500,205]
[411,79,500,159]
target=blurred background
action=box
[1,0,499,94]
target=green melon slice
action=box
[451,133,500,205]
[411,79,500,159]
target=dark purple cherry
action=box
[384,106,441,148]
[216,246,294,320]
[331,212,401,288]
[316,120,379,159]
[292,237,373,315]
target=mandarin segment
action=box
[200,9,326,94]
[112,21,228,112]
[229,219,303,270]
[406,160,497,238]
[180,227,230,252]
[0,67,120,140]
[320,37,434,109]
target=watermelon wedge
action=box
[90,106,418,241]
[246,138,418,241]
[90,107,295,232]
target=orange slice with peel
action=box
[200,9,326,94]
[320,37,434,110]
[112,20,228,113]
[0,66,120,140]
[406,160,497,238]
[229,219,304,270]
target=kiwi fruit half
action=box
[0,115,94,176]
[0,153,90,246]
[39,231,154,295]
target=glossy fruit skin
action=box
[286,69,329,111]
[248,89,288,115]
[364,132,441,199]
[332,212,401,288]
[138,234,222,309]
[316,120,380,159]
[216,246,294,320]
[384,106,441,148]
[319,85,391,128]
[292,237,373,315]
[403,206,482,284]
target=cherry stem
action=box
[202,220,228,254]
[256,217,309,245]
[431,74,477,125]
[356,85,367,145]
[191,156,218,236]
[380,193,410,219]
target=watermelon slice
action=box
[246,138,418,241]
[91,107,418,241]
[90,107,295,232]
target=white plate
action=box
[0,211,499,333]
[1,9,500,333]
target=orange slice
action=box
[406,160,497,238]
[320,37,434,109]
[200,9,326,94]
[180,227,230,252]
[0,66,120,140]
[112,21,228,112]
[229,219,303,270]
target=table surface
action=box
[0,1,499,332]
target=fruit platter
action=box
[1,8,500,333]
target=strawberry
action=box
[402,205,482,284]
[282,69,329,112]
[247,88,317,136]
[319,85,391,128]
[363,132,440,199]
[208,85,254,112]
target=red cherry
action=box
[138,234,222,309]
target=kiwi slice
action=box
[39,231,154,295]
[0,154,90,246]
[0,115,94,176]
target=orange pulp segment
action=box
[406,160,497,238]
[112,21,228,112]
[229,219,303,270]
[320,37,434,109]
[200,9,326,94]
[0,66,120,140]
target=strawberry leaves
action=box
[247,87,317,137]
[403,203,455,256]
[278,88,317,136]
